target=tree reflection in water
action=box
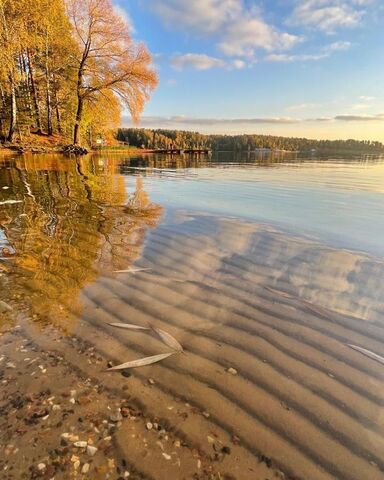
[0,155,162,332]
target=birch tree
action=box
[66,0,157,145]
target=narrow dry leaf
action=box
[114,267,151,273]
[108,323,150,331]
[152,327,183,352]
[107,352,175,371]
[348,344,384,366]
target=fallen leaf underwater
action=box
[107,322,183,371]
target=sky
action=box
[117,0,384,141]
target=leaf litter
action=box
[107,322,183,371]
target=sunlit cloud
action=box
[218,17,302,57]
[360,96,375,101]
[335,113,384,121]
[265,40,351,62]
[122,113,384,129]
[171,54,226,70]
[145,0,301,61]
[171,54,247,71]
[287,0,374,32]
[145,0,241,34]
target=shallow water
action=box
[1,152,384,480]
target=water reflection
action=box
[0,155,162,331]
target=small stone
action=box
[37,463,46,471]
[162,453,171,460]
[227,367,237,375]
[222,446,231,455]
[6,362,16,369]
[148,378,155,385]
[73,460,80,470]
[69,398,76,404]
[146,422,153,430]
[74,441,87,448]
[87,445,98,457]
[202,411,210,418]
[124,472,130,478]
[81,463,90,474]
[71,455,79,463]
[0,301,12,313]
[110,409,123,422]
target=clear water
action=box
[121,153,384,257]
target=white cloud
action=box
[288,0,374,32]
[145,0,241,33]
[265,40,351,62]
[171,54,248,71]
[231,59,247,69]
[145,1,300,61]
[359,95,375,101]
[326,40,351,50]
[335,113,384,121]
[122,113,384,130]
[171,54,226,70]
[219,17,301,57]
[266,52,327,62]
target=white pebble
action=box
[74,441,87,448]
[86,445,98,457]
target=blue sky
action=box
[117,0,384,140]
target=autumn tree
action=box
[65,0,157,145]
[0,0,77,142]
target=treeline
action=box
[0,0,156,146]
[117,128,384,153]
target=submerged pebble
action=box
[227,367,238,375]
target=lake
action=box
[0,152,384,480]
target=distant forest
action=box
[117,128,384,153]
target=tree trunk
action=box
[27,50,42,133]
[7,75,17,142]
[45,31,53,136]
[53,74,62,134]
[73,95,83,145]
[0,84,5,140]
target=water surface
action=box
[1,152,384,480]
